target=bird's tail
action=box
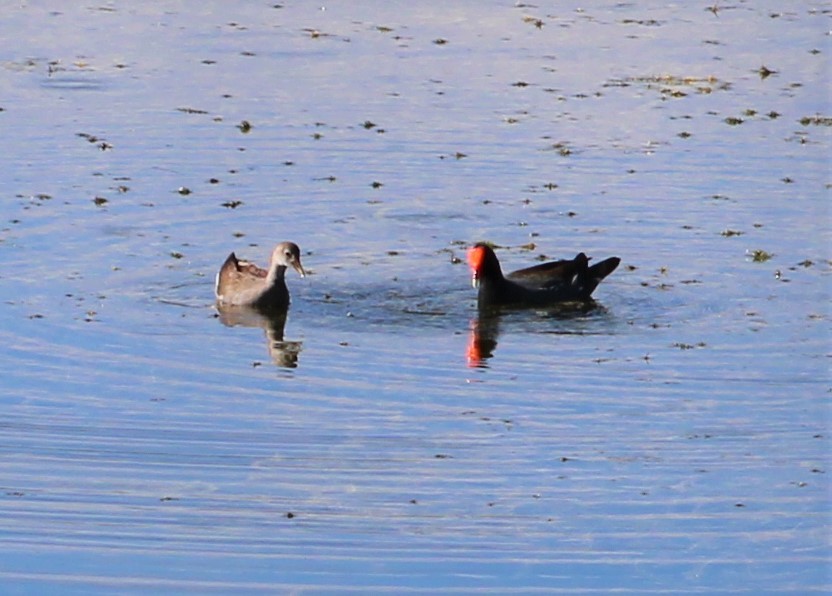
[582,256,621,297]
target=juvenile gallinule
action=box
[215,241,305,310]
[467,243,620,308]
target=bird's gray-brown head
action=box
[270,242,306,277]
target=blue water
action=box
[0,1,829,593]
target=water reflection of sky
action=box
[0,1,829,592]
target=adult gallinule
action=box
[215,241,305,310]
[467,243,620,308]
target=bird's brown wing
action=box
[235,259,268,278]
[216,253,268,297]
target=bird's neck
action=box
[267,265,287,284]
[480,260,505,282]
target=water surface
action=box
[0,1,829,593]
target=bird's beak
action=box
[293,261,306,278]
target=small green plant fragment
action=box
[750,249,773,262]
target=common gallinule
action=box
[467,243,620,308]
[215,241,305,310]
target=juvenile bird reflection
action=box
[216,304,302,369]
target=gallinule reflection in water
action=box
[215,241,305,309]
[465,302,606,368]
[467,243,620,310]
[466,314,501,367]
[216,305,302,368]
